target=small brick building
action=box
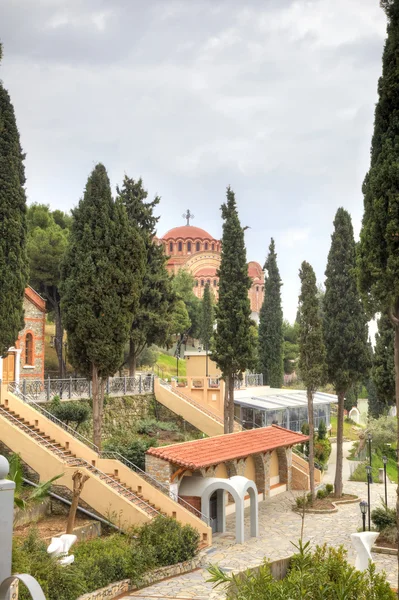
[0,287,46,384]
[146,425,308,540]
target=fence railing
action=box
[234,373,264,389]
[7,374,154,403]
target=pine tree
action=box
[372,313,395,415]
[117,176,175,376]
[0,44,28,356]
[200,282,214,376]
[60,164,145,448]
[258,239,284,387]
[357,6,399,574]
[298,261,327,502]
[213,187,255,433]
[324,208,370,497]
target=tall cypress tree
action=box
[61,164,145,448]
[358,5,399,576]
[324,208,370,497]
[258,239,284,388]
[200,282,214,376]
[213,187,255,433]
[372,313,395,416]
[0,43,28,356]
[117,176,175,376]
[298,261,327,502]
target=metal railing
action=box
[166,382,224,425]
[9,374,154,403]
[233,416,262,429]
[5,383,211,526]
[234,373,264,389]
[292,447,324,471]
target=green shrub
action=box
[136,418,179,435]
[317,420,327,440]
[314,438,332,465]
[104,436,157,470]
[317,488,327,500]
[371,505,397,531]
[207,540,395,599]
[325,483,333,494]
[49,397,90,430]
[138,516,199,566]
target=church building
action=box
[158,211,265,322]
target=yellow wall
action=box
[185,354,221,378]
[214,462,228,478]
[270,450,279,478]
[244,455,256,481]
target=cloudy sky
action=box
[0,0,388,323]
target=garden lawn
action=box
[156,352,186,379]
[350,452,398,484]
[330,416,363,441]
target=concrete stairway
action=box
[0,385,211,542]
[154,379,241,437]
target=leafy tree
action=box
[357,3,399,568]
[171,270,201,339]
[258,239,284,388]
[200,282,214,375]
[60,164,145,448]
[298,261,327,502]
[27,204,70,376]
[213,187,255,433]
[282,320,299,375]
[324,208,370,497]
[117,176,176,375]
[372,313,395,415]
[8,453,62,510]
[171,299,191,334]
[0,44,28,356]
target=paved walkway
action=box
[122,480,398,599]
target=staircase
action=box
[0,385,211,543]
[292,452,323,491]
[154,379,241,437]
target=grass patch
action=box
[330,415,363,441]
[155,352,186,379]
[350,452,398,484]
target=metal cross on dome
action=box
[182,209,194,226]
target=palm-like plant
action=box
[8,453,63,510]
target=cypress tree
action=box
[357,5,399,570]
[324,208,370,497]
[200,282,214,377]
[213,187,255,433]
[258,239,284,387]
[117,176,175,376]
[372,313,395,416]
[0,43,28,356]
[60,164,145,448]
[298,261,327,502]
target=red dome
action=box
[248,261,263,279]
[162,226,216,240]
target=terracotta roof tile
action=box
[146,425,308,470]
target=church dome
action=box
[162,226,216,240]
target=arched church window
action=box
[201,280,204,286]
[25,333,33,365]
[205,242,208,250]
[196,241,200,252]
[211,243,215,251]
[213,279,217,287]
[169,242,173,253]
[262,286,264,291]
[195,280,198,286]
[256,286,259,292]
[207,279,210,285]
[187,241,192,252]
[178,241,182,252]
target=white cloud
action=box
[279,228,310,249]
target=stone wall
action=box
[18,293,45,381]
[145,454,172,487]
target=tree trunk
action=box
[223,377,229,434]
[334,390,345,498]
[92,364,102,449]
[393,305,399,593]
[66,470,89,534]
[307,388,315,503]
[128,339,137,377]
[228,375,235,433]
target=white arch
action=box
[179,476,258,544]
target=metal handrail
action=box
[164,382,224,425]
[292,447,323,471]
[7,383,100,453]
[0,405,161,518]
[234,416,262,429]
[100,450,211,526]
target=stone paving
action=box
[122,480,398,599]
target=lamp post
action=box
[359,500,368,532]
[367,432,372,467]
[382,455,388,507]
[365,465,372,531]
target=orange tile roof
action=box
[146,425,308,470]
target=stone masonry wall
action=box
[145,454,173,487]
[17,295,45,381]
